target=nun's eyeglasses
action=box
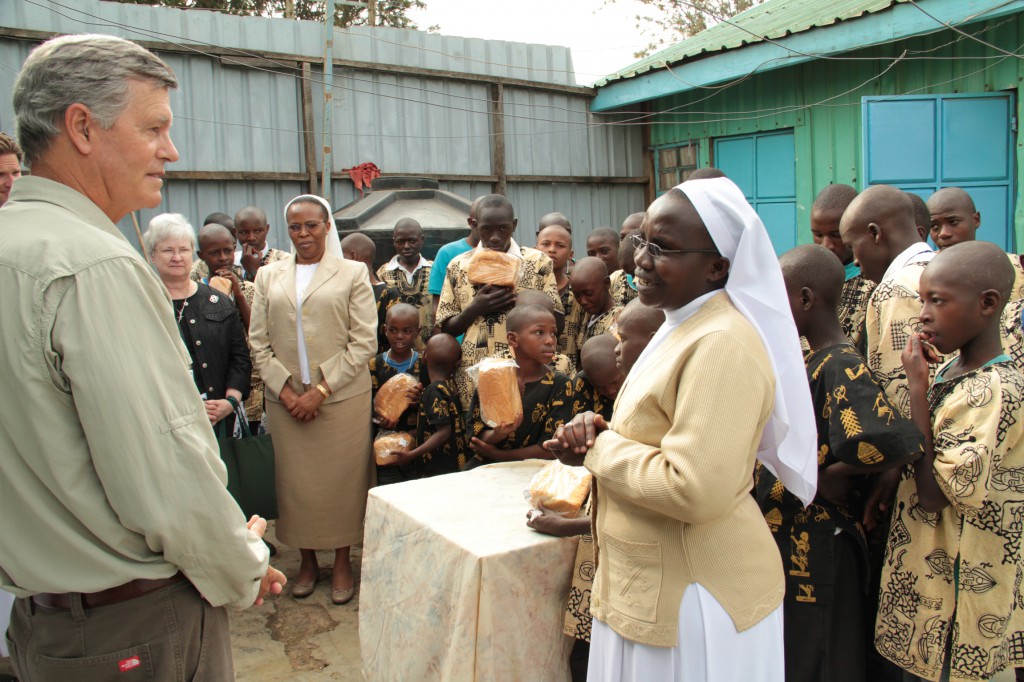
[630,233,719,260]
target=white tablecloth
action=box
[359,460,579,682]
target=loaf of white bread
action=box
[208,276,233,296]
[373,373,419,423]
[528,460,592,517]
[476,358,522,429]
[467,249,521,288]
[373,431,415,465]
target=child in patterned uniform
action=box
[585,226,619,276]
[755,245,922,682]
[571,334,621,422]
[377,218,433,351]
[437,195,561,411]
[370,304,427,485]
[467,304,572,467]
[608,212,642,308]
[536,220,581,360]
[875,241,1024,682]
[342,232,400,355]
[811,184,875,350]
[388,333,468,476]
[569,257,622,367]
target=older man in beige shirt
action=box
[0,34,284,680]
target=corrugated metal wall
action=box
[0,0,646,256]
[642,14,1024,247]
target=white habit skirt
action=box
[588,582,784,682]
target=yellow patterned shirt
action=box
[577,306,623,361]
[436,244,560,410]
[608,269,638,308]
[865,260,932,418]
[376,257,434,351]
[875,359,1024,682]
[560,284,584,361]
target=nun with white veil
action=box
[248,194,378,605]
[546,177,817,681]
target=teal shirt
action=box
[844,261,861,281]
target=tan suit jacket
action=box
[249,253,377,403]
[586,292,784,646]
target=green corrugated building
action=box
[593,0,1024,252]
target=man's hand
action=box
[254,565,286,607]
[469,284,516,316]
[241,243,262,278]
[205,399,234,425]
[247,515,268,538]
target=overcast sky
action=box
[406,0,666,85]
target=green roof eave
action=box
[591,0,1024,112]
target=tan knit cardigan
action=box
[586,292,785,647]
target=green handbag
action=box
[217,410,279,520]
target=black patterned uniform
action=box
[369,352,428,484]
[416,378,469,476]
[377,259,434,351]
[755,343,922,682]
[874,358,1024,682]
[466,367,573,468]
[372,282,402,356]
[840,264,875,351]
[608,269,638,307]
[570,371,614,422]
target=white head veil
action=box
[676,177,818,506]
[283,194,343,260]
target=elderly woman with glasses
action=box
[546,178,816,682]
[248,195,377,605]
[145,213,251,432]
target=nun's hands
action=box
[543,411,607,466]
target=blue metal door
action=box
[713,130,797,254]
[862,93,1015,250]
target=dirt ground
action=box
[0,522,365,681]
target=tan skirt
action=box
[267,391,372,549]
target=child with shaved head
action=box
[811,184,875,348]
[757,245,921,682]
[609,213,642,309]
[570,334,621,423]
[840,185,935,417]
[387,333,469,476]
[570,256,622,366]
[342,232,401,355]
[585,227,619,276]
[536,221,581,360]
[235,205,288,281]
[377,217,433,351]
[875,241,1024,681]
[466,304,572,468]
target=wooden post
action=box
[322,0,335,202]
[367,0,377,26]
[131,211,148,261]
[284,0,295,19]
[490,83,506,196]
[641,101,655,207]
[301,62,318,195]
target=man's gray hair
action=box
[13,34,177,165]
[144,213,196,254]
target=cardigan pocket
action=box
[603,531,662,624]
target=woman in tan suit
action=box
[249,194,377,605]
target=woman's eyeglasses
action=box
[629,232,719,260]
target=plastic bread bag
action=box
[373,372,420,424]
[527,459,592,518]
[373,430,415,465]
[466,357,523,430]
[467,249,521,288]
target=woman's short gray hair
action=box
[144,213,196,255]
[12,34,177,165]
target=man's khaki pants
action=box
[5,580,233,681]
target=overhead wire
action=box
[3,0,1020,136]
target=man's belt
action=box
[32,572,186,610]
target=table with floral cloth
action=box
[359,460,579,681]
